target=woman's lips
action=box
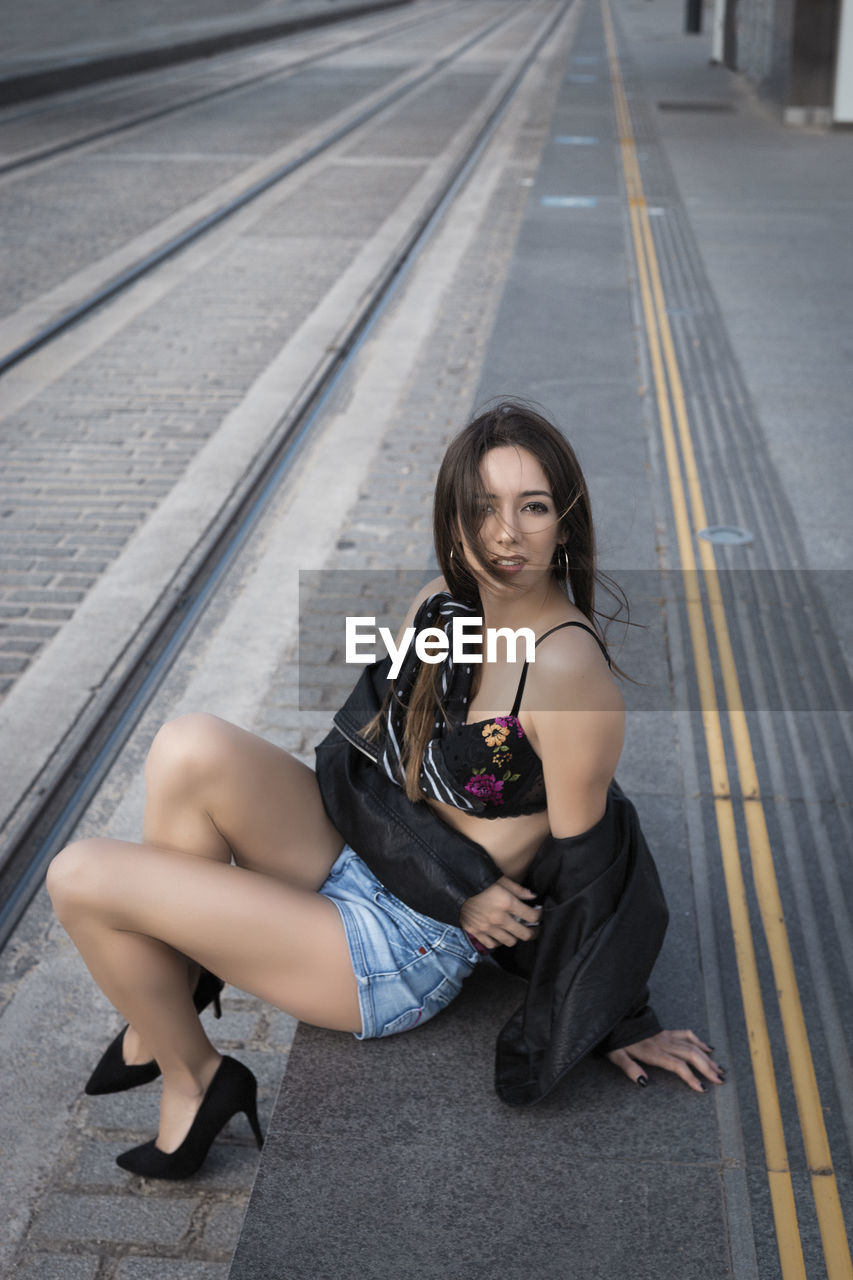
[491,557,527,574]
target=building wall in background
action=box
[723,0,842,121]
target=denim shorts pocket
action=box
[373,890,443,965]
[380,1004,426,1037]
[421,974,462,1015]
[377,974,459,1038]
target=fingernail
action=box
[637,1076,648,1088]
[698,1082,706,1092]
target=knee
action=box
[46,838,112,920]
[145,712,231,796]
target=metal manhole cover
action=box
[657,101,736,112]
[697,525,754,545]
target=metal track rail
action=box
[0,2,518,376]
[0,3,450,177]
[0,0,573,951]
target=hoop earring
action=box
[555,544,570,582]
[449,546,455,562]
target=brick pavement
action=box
[0,64,416,317]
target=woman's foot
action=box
[156,1053,222,1153]
[116,1055,263,1179]
[121,1024,154,1067]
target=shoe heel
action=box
[244,1082,264,1149]
[246,1104,264,1150]
[192,969,225,1019]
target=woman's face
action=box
[458,445,564,593]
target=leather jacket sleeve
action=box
[595,990,662,1056]
[490,781,669,1105]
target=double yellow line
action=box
[599,2,852,1276]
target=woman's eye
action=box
[523,502,549,514]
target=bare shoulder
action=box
[527,621,624,714]
[526,622,625,831]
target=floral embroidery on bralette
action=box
[464,773,505,804]
[464,715,525,804]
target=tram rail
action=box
[0,1,454,177]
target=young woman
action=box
[47,401,723,1181]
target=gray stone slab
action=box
[207,1009,266,1046]
[31,1193,196,1246]
[83,1086,162,1135]
[538,137,623,199]
[71,1139,148,1191]
[479,282,636,400]
[71,1136,264,1192]
[618,713,681,790]
[230,967,728,1280]
[585,472,659,570]
[203,1201,249,1251]
[12,1255,100,1280]
[114,1260,230,1280]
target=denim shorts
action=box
[318,844,481,1040]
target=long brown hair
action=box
[435,400,597,613]
[369,400,632,800]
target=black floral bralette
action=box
[377,593,611,819]
[433,709,547,817]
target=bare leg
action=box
[48,713,355,1153]
[47,837,361,1152]
[121,712,345,1065]
[140,713,345,883]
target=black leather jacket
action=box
[314,657,669,1106]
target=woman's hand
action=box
[460,876,542,949]
[606,1030,725,1092]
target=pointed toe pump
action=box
[116,1055,263,1180]
[84,969,225,1096]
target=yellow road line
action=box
[600,2,853,1276]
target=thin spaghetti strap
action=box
[509,662,531,718]
[509,622,611,718]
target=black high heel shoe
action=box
[84,969,225,1096]
[115,1055,263,1180]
